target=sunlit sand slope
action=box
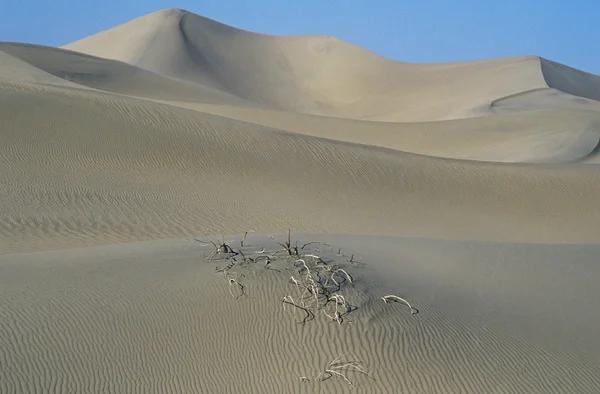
[63,9,600,121]
[3,42,600,164]
[2,82,600,253]
[0,43,257,106]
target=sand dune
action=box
[3,80,600,254]
[0,49,80,87]
[541,57,600,102]
[64,8,600,122]
[0,43,258,106]
[2,7,600,393]
[170,102,600,163]
[3,42,600,164]
[1,236,599,393]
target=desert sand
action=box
[1,8,600,393]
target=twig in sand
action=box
[381,295,418,314]
[333,268,353,284]
[316,354,371,386]
[237,249,254,264]
[240,230,254,247]
[323,294,350,325]
[295,259,312,275]
[303,254,328,265]
[282,295,315,324]
[301,275,321,308]
[289,276,302,294]
[282,295,298,320]
[271,229,299,256]
[301,241,332,251]
[322,268,353,292]
[228,278,246,299]
[215,259,236,273]
[196,237,238,260]
[254,255,271,267]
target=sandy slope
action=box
[63,8,600,122]
[541,58,600,102]
[4,42,600,164]
[0,43,258,107]
[167,102,600,163]
[1,235,599,393]
[3,80,600,254]
[2,7,600,394]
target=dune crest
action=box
[62,8,599,122]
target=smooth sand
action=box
[1,8,600,393]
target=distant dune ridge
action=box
[1,8,600,393]
[62,9,600,121]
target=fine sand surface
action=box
[2,7,600,393]
[1,236,599,393]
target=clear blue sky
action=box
[2,0,599,75]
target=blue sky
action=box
[2,0,599,75]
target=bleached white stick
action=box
[381,295,418,314]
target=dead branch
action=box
[316,354,371,386]
[237,249,254,264]
[240,230,254,247]
[196,237,238,260]
[228,278,246,300]
[282,296,315,324]
[381,295,418,314]
[215,259,236,273]
[301,241,332,251]
[275,229,299,256]
[324,294,350,325]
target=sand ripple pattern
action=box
[1,238,599,393]
[2,82,600,252]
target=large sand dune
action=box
[63,8,600,122]
[2,7,600,393]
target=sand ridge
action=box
[63,9,600,122]
[3,42,600,164]
[3,80,600,254]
